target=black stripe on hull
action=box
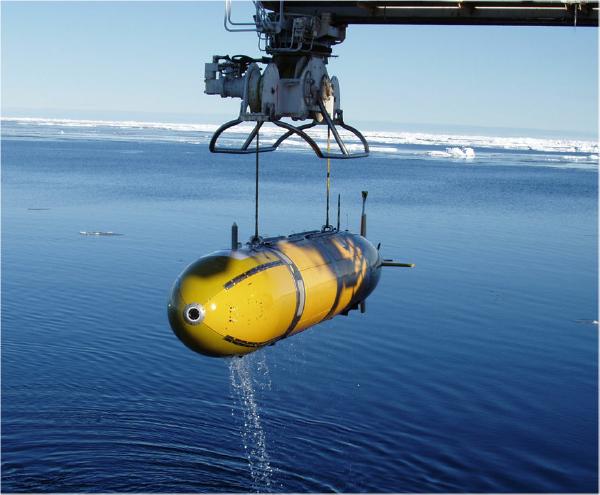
[223,335,279,348]
[223,260,284,290]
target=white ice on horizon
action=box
[2,116,598,156]
[427,147,476,159]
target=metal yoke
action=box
[203,0,598,159]
[205,53,369,159]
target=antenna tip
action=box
[362,190,368,199]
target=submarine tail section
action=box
[276,231,381,335]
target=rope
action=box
[325,127,331,228]
[254,128,259,241]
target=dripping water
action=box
[229,352,274,492]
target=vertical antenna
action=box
[360,190,368,237]
[325,127,331,228]
[336,194,341,231]
[361,190,368,216]
[231,222,238,250]
[254,129,260,241]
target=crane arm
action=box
[261,1,598,28]
[204,0,598,159]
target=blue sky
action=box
[1,1,598,137]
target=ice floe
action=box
[2,117,597,170]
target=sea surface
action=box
[1,118,598,493]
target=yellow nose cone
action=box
[167,250,294,357]
[168,253,253,357]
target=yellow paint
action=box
[207,264,297,343]
[168,231,381,357]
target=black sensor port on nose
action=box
[183,303,205,325]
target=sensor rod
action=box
[337,193,341,231]
[254,130,260,241]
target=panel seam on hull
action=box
[223,334,279,348]
[222,260,285,290]
[268,247,306,338]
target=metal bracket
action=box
[208,106,369,159]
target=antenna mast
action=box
[325,128,331,229]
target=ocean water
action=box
[1,119,598,493]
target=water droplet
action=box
[229,353,274,492]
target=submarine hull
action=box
[168,230,381,357]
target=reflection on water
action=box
[229,353,274,492]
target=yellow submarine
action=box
[168,193,412,358]
[169,229,382,357]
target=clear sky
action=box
[1,1,598,137]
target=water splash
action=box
[229,353,274,492]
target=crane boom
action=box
[204,0,597,159]
[261,1,598,28]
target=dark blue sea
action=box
[2,119,598,493]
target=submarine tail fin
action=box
[382,259,415,268]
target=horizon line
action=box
[2,115,598,143]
